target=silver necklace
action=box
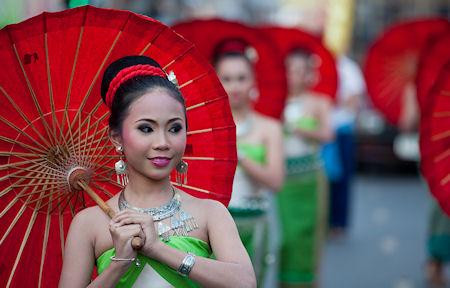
[118,188,198,241]
[118,187,180,221]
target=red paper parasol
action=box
[259,26,338,100]
[420,62,450,216]
[416,32,450,112]
[363,18,450,125]
[0,6,236,287]
[172,19,287,120]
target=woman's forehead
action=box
[127,89,185,119]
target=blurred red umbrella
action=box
[417,32,450,113]
[420,62,450,216]
[172,19,287,120]
[259,26,338,100]
[0,6,236,287]
[364,18,450,125]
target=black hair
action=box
[212,38,253,68]
[287,47,312,58]
[101,55,186,133]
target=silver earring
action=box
[176,160,188,185]
[115,146,128,186]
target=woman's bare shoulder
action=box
[254,112,282,129]
[70,205,110,234]
[178,191,229,217]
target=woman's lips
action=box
[150,157,171,168]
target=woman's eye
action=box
[138,125,153,133]
[238,75,247,82]
[169,124,183,133]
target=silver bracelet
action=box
[177,253,196,277]
[110,255,141,267]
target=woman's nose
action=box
[152,131,169,150]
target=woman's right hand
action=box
[109,216,145,260]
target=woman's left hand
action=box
[113,210,161,256]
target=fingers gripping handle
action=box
[77,180,144,249]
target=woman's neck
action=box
[123,170,173,208]
[232,105,252,123]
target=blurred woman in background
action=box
[279,48,333,287]
[214,39,285,286]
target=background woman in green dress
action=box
[279,48,334,287]
[213,39,285,286]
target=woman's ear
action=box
[109,129,122,151]
[249,86,259,101]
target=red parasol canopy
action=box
[363,18,450,125]
[416,32,450,113]
[420,62,450,216]
[172,19,287,120]
[0,6,236,287]
[259,26,338,100]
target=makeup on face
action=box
[118,89,187,180]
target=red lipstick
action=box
[150,157,171,168]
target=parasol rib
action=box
[66,100,103,148]
[0,167,51,240]
[0,160,42,171]
[91,181,116,199]
[0,115,48,151]
[186,96,226,111]
[6,184,49,288]
[60,25,84,152]
[433,111,450,118]
[0,135,46,155]
[66,24,124,140]
[431,130,450,141]
[0,162,44,182]
[163,45,194,71]
[179,71,209,90]
[11,43,59,147]
[45,32,68,156]
[171,181,211,194]
[0,86,54,149]
[434,148,450,163]
[38,197,52,288]
[69,112,108,150]
[187,125,234,136]
[139,26,167,56]
[440,173,450,186]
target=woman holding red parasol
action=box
[59,55,256,287]
[0,6,255,288]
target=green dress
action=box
[228,143,268,285]
[96,236,212,287]
[279,97,327,287]
[428,202,450,262]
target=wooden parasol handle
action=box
[77,180,144,250]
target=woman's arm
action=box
[150,201,256,288]
[59,208,98,288]
[114,201,257,288]
[239,118,285,191]
[294,97,334,143]
[59,208,143,288]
